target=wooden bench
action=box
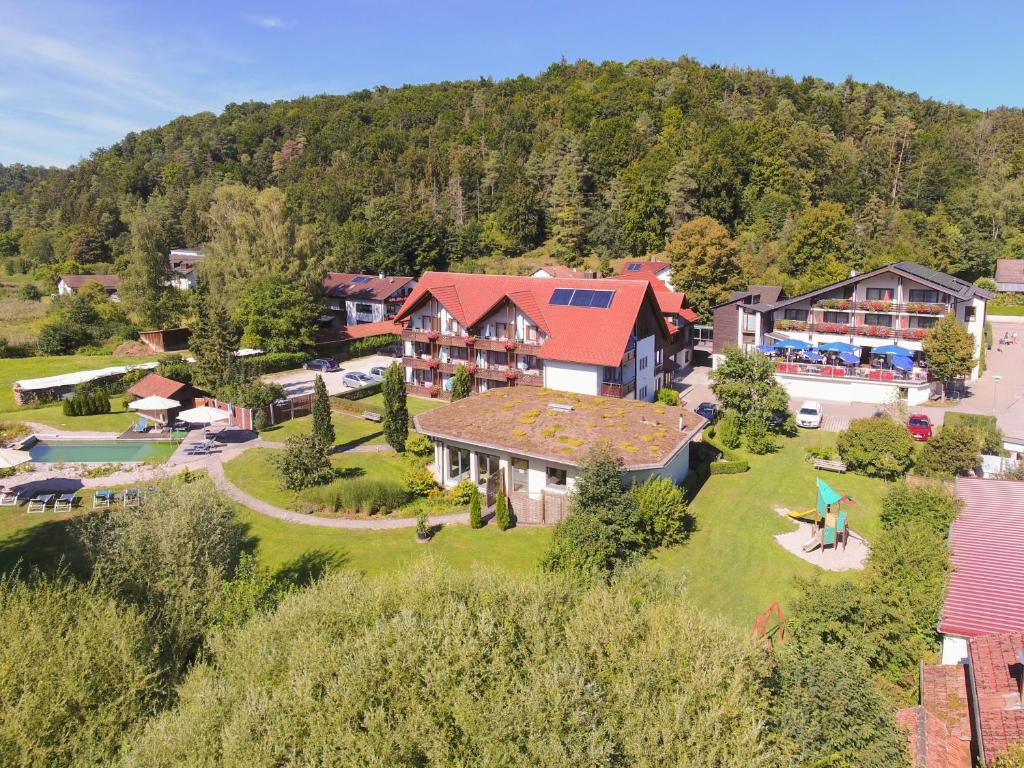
[360,411,383,422]
[814,459,848,473]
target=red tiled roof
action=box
[619,260,669,276]
[394,272,668,368]
[127,373,189,399]
[969,632,1024,764]
[940,479,1024,638]
[532,264,590,278]
[680,308,699,323]
[315,320,401,345]
[59,274,121,290]
[996,259,1024,284]
[322,273,415,302]
[897,664,972,768]
[611,271,672,293]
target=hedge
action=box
[332,334,400,361]
[710,459,751,475]
[242,352,309,376]
[335,381,383,401]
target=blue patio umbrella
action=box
[817,341,859,354]
[755,344,776,354]
[871,343,914,356]
[838,352,860,365]
[803,350,824,362]
[891,355,913,372]
[773,339,812,351]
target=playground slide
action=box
[786,508,817,520]
[801,537,821,552]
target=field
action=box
[989,304,1024,316]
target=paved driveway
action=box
[261,353,400,398]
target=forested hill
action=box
[2,55,1024,293]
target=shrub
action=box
[404,433,432,457]
[403,465,439,497]
[381,363,408,451]
[880,482,961,536]
[744,419,777,454]
[631,477,691,546]
[944,412,1003,455]
[273,434,333,491]
[37,320,91,355]
[541,512,617,577]
[334,381,383,400]
[804,444,834,462]
[916,423,982,478]
[449,365,471,401]
[837,416,916,479]
[118,367,149,392]
[655,388,679,406]
[311,375,334,447]
[494,485,511,530]
[154,356,193,385]
[468,487,482,528]
[336,333,399,361]
[62,385,111,417]
[16,283,41,301]
[709,459,750,475]
[253,410,270,431]
[415,510,430,538]
[218,379,285,410]
[243,351,309,376]
[717,409,742,449]
[446,478,478,505]
[0,576,162,768]
[307,479,409,515]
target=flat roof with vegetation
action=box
[414,387,705,470]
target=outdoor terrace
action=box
[774,361,929,384]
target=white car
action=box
[796,401,823,429]
[367,366,388,382]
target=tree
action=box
[655,387,679,406]
[782,203,853,291]
[917,423,982,477]
[631,477,691,546]
[548,136,588,266]
[836,417,916,479]
[880,481,961,536]
[449,364,471,401]
[75,477,244,670]
[310,374,335,447]
[468,487,482,529]
[923,312,976,397]
[494,485,511,530]
[0,576,161,768]
[709,348,790,433]
[120,194,186,328]
[234,274,320,353]
[273,434,333,491]
[381,362,408,452]
[716,409,742,449]
[542,511,617,577]
[189,283,240,394]
[663,216,741,319]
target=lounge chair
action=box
[122,488,140,507]
[93,490,114,509]
[132,417,149,434]
[27,493,54,514]
[0,488,22,506]
[54,493,75,512]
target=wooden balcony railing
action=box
[600,381,636,398]
[402,355,433,371]
[773,322,929,341]
[405,383,449,400]
[812,299,949,315]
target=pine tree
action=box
[494,486,511,531]
[190,281,240,395]
[311,375,334,447]
[381,363,409,452]
[548,136,588,267]
[450,365,471,401]
[923,313,976,399]
[469,487,482,529]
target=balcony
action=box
[406,383,449,400]
[774,361,929,385]
[773,320,929,341]
[402,355,436,371]
[600,381,636,398]
[402,329,437,344]
[813,299,949,315]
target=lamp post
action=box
[993,375,1002,416]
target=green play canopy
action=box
[816,477,842,517]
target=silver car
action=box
[367,366,388,381]
[342,372,375,388]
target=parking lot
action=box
[261,353,399,398]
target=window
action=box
[866,287,893,300]
[355,303,373,314]
[742,312,757,332]
[477,453,500,481]
[548,288,615,307]
[655,348,663,364]
[909,316,937,329]
[546,467,567,487]
[627,263,642,272]
[350,275,372,284]
[964,306,976,322]
[784,309,808,321]
[447,446,470,480]
[864,314,892,327]
[638,357,648,371]
[909,289,940,303]
[495,322,508,339]
[511,457,529,492]
[638,385,648,401]
[602,366,620,384]
[449,346,468,361]
[418,315,433,331]
[523,324,539,342]
[824,311,850,324]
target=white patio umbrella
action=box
[127,396,181,411]
[176,405,231,425]
[0,448,30,469]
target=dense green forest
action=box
[1,55,1023,326]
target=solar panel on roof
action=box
[627,263,642,271]
[351,275,372,283]
[549,288,615,308]
[569,289,596,307]
[590,290,614,308]
[549,288,573,305]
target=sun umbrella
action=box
[127,396,180,411]
[838,352,860,365]
[891,356,914,372]
[0,448,30,469]
[176,406,231,424]
[803,350,823,363]
[871,343,914,356]
[774,339,812,350]
[755,344,776,354]
[817,341,859,354]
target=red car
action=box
[907,414,933,441]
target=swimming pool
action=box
[27,440,178,464]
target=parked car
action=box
[795,401,823,429]
[695,402,718,422]
[342,372,375,388]
[367,366,388,381]
[907,414,933,441]
[303,358,340,373]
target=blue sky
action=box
[1,0,1021,167]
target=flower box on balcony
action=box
[860,325,891,338]
[819,322,849,335]
[465,336,476,345]
[429,386,441,398]
[504,370,519,381]
[902,328,928,340]
[426,330,439,341]
[427,359,440,369]
[906,302,945,315]
[503,340,518,351]
[466,364,478,375]
[862,300,892,312]
[820,299,851,310]
[775,319,807,331]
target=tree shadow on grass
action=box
[332,431,384,453]
[272,549,348,590]
[0,515,90,581]
[334,466,365,480]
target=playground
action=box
[773,477,869,572]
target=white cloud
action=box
[246,15,295,30]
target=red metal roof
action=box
[128,373,189,399]
[611,271,672,293]
[322,273,415,302]
[59,274,121,290]
[394,272,669,368]
[315,320,401,345]
[969,632,1024,764]
[619,260,669,276]
[940,479,1024,638]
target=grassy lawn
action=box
[0,399,139,433]
[342,392,444,417]
[989,304,1024,316]
[261,410,385,446]
[651,429,889,629]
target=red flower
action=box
[427,359,440,369]
[466,364,477,375]
[504,370,519,380]
[426,330,439,341]
[465,336,476,345]
[503,340,518,351]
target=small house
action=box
[56,274,121,299]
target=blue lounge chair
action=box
[132,418,149,434]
